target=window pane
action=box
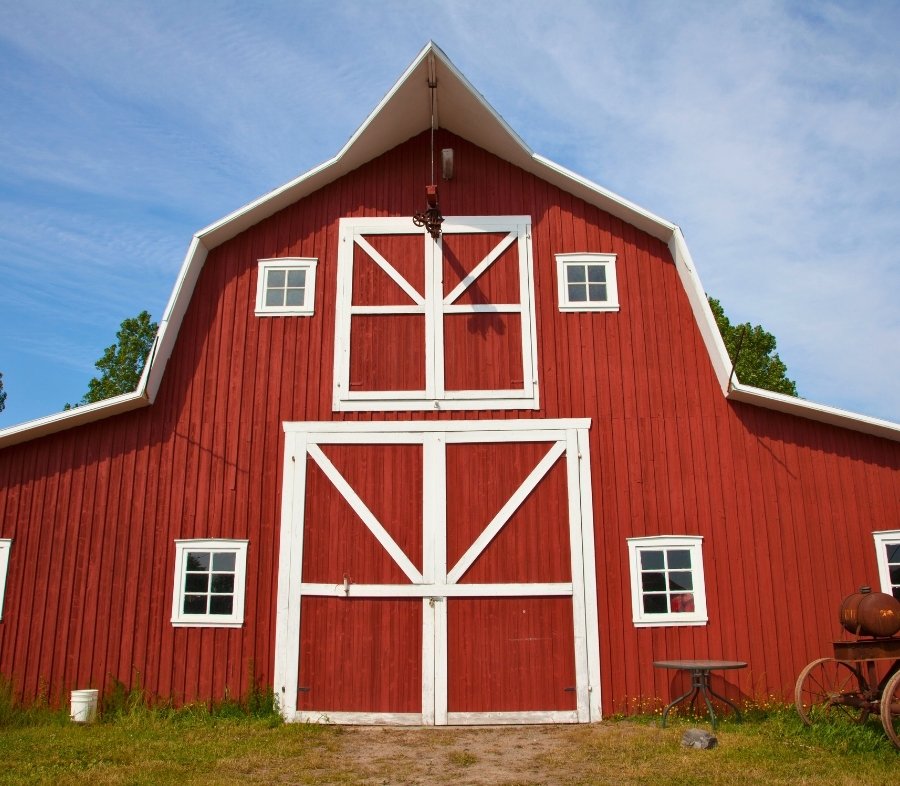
[186,552,210,571]
[641,572,666,592]
[890,565,900,584]
[894,588,900,601]
[183,594,207,615]
[567,265,586,283]
[265,288,284,307]
[209,596,234,615]
[886,544,900,563]
[643,595,667,614]
[587,265,606,283]
[670,593,695,613]
[668,571,693,592]
[588,284,607,302]
[211,573,235,593]
[568,283,587,302]
[266,269,286,288]
[287,269,306,287]
[212,552,236,571]
[185,573,209,593]
[667,550,691,570]
[640,551,664,570]
[285,287,305,306]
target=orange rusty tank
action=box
[839,586,900,638]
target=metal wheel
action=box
[880,668,900,749]
[794,657,870,725]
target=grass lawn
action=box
[0,705,896,785]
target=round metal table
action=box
[653,660,747,729]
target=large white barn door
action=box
[273,419,600,725]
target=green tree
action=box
[708,296,797,396]
[0,371,6,413]
[66,311,158,408]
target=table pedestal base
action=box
[659,669,742,730]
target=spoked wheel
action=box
[795,657,870,725]
[880,669,900,749]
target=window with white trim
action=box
[171,540,248,627]
[255,258,317,316]
[0,539,11,621]
[627,536,708,627]
[333,216,538,411]
[873,531,900,600]
[556,253,619,312]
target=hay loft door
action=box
[274,419,601,725]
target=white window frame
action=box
[0,539,11,621]
[171,539,249,627]
[255,258,318,316]
[556,253,619,312]
[873,530,900,599]
[626,536,708,627]
[332,216,539,412]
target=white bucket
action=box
[70,689,99,723]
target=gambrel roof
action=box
[2,41,898,447]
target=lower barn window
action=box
[171,539,248,627]
[627,536,708,627]
[873,531,900,600]
[0,539,11,621]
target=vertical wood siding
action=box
[0,129,898,714]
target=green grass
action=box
[0,691,895,786]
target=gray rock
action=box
[681,728,718,749]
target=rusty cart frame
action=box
[795,637,900,748]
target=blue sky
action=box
[1,1,899,426]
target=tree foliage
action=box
[0,371,6,413]
[67,311,158,408]
[708,297,797,396]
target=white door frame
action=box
[273,419,601,724]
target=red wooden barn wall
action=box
[0,129,898,713]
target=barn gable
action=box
[0,43,899,724]
[2,42,897,448]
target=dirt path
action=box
[333,724,632,786]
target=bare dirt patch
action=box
[334,724,636,786]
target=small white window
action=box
[256,258,317,316]
[171,539,248,627]
[0,539,11,620]
[873,531,900,600]
[556,253,619,312]
[627,536,708,627]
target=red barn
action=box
[1,43,898,724]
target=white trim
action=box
[873,530,900,597]
[295,711,424,725]
[283,419,590,435]
[170,539,249,627]
[626,536,708,627]
[575,428,603,720]
[333,216,539,412]
[555,253,619,312]
[0,539,11,620]
[255,258,318,317]
[447,710,579,725]
[299,582,574,597]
